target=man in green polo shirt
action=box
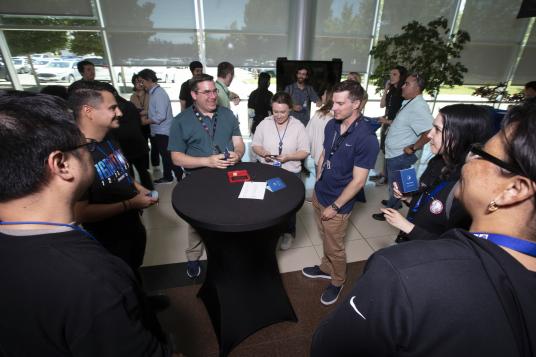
[215,61,240,109]
[169,73,245,278]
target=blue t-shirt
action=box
[315,118,379,214]
[284,83,319,125]
[168,105,241,157]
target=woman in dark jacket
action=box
[382,104,495,242]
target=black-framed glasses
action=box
[67,138,98,153]
[467,143,523,176]
[195,89,219,96]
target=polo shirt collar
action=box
[148,84,160,95]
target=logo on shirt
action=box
[94,149,130,186]
[350,296,367,320]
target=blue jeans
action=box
[385,153,417,208]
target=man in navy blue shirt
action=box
[302,80,379,305]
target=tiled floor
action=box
[141,152,407,272]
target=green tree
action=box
[69,32,104,57]
[369,17,470,96]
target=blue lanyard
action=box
[472,232,536,258]
[411,181,449,214]
[0,221,97,241]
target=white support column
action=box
[94,0,117,90]
[194,0,207,66]
[0,30,21,90]
[287,0,316,60]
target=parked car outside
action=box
[12,57,31,74]
[36,60,81,83]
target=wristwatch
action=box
[330,203,340,212]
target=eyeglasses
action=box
[68,138,98,153]
[195,89,219,96]
[467,143,523,176]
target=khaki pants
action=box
[312,193,350,287]
[185,225,204,261]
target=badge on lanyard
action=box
[429,199,444,214]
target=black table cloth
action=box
[172,162,305,356]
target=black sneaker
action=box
[154,177,174,184]
[320,284,343,306]
[302,265,331,280]
[372,213,386,221]
[186,260,201,279]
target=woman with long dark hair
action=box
[248,72,274,134]
[311,99,536,357]
[381,104,495,242]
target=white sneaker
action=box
[280,233,294,250]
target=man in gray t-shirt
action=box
[284,67,321,126]
[373,73,433,221]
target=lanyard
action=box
[411,181,449,214]
[325,119,359,163]
[0,221,97,241]
[274,118,290,155]
[472,232,536,258]
[396,97,414,117]
[193,105,218,140]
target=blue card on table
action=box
[394,167,418,193]
[266,177,286,192]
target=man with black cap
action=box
[179,60,204,111]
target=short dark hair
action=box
[271,91,293,108]
[40,85,68,100]
[0,91,84,202]
[408,72,426,91]
[217,62,234,78]
[189,61,203,72]
[67,80,116,120]
[76,60,94,75]
[332,80,365,102]
[525,81,536,91]
[296,66,309,76]
[190,73,214,92]
[137,68,158,82]
[258,72,271,91]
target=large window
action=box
[457,0,530,84]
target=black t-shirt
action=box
[248,88,273,127]
[0,230,170,356]
[311,229,536,357]
[179,79,194,109]
[406,155,470,240]
[385,85,403,120]
[110,98,149,160]
[82,137,140,236]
